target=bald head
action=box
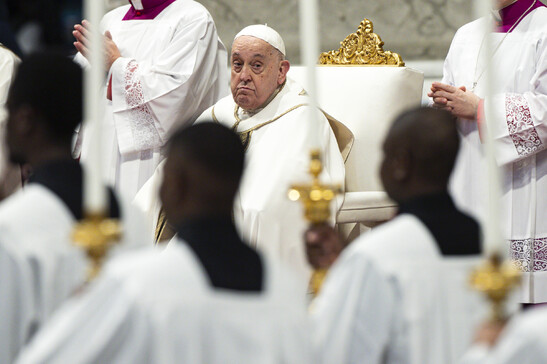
[160,123,245,224]
[380,107,459,202]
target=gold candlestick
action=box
[469,253,521,322]
[72,213,122,281]
[289,149,343,295]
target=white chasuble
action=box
[197,78,346,280]
[312,215,485,364]
[15,241,312,364]
[0,185,149,363]
[442,8,547,302]
[76,0,229,199]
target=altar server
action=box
[308,108,485,364]
[429,0,547,303]
[0,52,149,363]
[16,123,311,364]
[73,0,229,198]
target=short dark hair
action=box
[8,51,82,142]
[167,122,245,194]
[389,107,460,186]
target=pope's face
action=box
[230,36,289,111]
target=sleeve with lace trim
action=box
[109,15,225,156]
[483,38,547,165]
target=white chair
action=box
[289,18,424,242]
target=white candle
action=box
[299,0,320,149]
[473,0,504,257]
[83,0,107,214]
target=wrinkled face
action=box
[230,36,289,111]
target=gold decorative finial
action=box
[289,149,343,296]
[470,253,521,322]
[72,213,122,281]
[319,18,405,67]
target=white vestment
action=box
[197,78,346,278]
[442,9,547,302]
[16,240,312,364]
[77,0,229,199]
[0,184,149,363]
[0,44,21,199]
[312,214,485,364]
[459,307,547,364]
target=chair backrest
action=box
[288,66,424,193]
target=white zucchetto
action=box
[234,24,286,56]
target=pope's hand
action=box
[304,224,343,270]
[73,20,121,70]
[428,82,480,120]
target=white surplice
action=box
[312,214,486,364]
[0,184,149,364]
[197,78,346,279]
[459,307,547,364]
[15,240,312,364]
[442,8,547,303]
[76,0,229,199]
[0,44,21,199]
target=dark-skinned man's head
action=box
[159,122,245,227]
[380,107,459,204]
[6,51,82,166]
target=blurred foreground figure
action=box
[0,42,21,200]
[16,123,311,364]
[308,108,484,364]
[429,0,547,303]
[460,306,547,363]
[0,52,146,363]
[73,0,228,198]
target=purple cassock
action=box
[123,0,177,20]
[496,0,546,32]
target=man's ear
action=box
[278,60,290,85]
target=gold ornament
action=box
[72,213,122,281]
[288,149,343,296]
[470,253,521,322]
[319,18,405,67]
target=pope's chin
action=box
[234,93,257,110]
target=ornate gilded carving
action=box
[319,18,405,67]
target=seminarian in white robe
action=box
[459,307,547,364]
[197,78,346,279]
[15,239,311,364]
[312,194,486,364]
[0,161,149,364]
[440,0,547,303]
[76,0,229,199]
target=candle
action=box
[82,0,107,214]
[298,0,320,149]
[473,0,504,257]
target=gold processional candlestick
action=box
[288,149,343,296]
[72,213,122,281]
[469,253,521,322]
